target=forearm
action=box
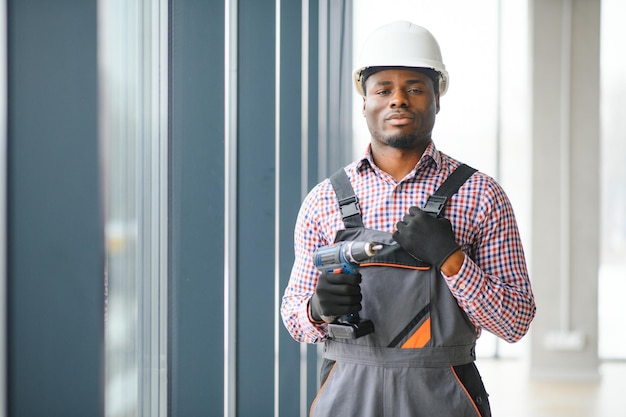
[282,249,330,343]
[440,249,464,276]
[442,255,536,343]
[281,291,328,344]
[282,187,332,343]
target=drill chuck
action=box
[314,241,382,273]
[344,241,381,263]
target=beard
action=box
[382,133,424,149]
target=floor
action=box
[477,359,626,417]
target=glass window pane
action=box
[599,0,626,360]
[99,1,168,415]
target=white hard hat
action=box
[353,21,449,96]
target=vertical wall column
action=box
[529,0,601,380]
[6,0,104,415]
[0,0,6,414]
[317,0,353,176]
[276,1,307,415]
[169,0,226,415]
[235,0,278,414]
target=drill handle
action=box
[336,268,361,323]
[325,267,360,324]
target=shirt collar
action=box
[356,141,442,176]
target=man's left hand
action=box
[392,206,460,268]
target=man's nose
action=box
[389,89,409,107]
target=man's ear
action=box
[435,93,440,114]
[362,96,367,116]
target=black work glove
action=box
[309,271,362,323]
[392,206,460,268]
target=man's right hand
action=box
[309,271,362,323]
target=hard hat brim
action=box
[353,66,449,97]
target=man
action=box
[281,21,535,416]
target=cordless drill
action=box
[313,241,382,339]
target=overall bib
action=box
[310,165,491,417]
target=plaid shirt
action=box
[281,141,536,344]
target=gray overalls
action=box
[310,165,491,417]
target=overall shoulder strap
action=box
[422,164,477,217]
[329,168,364,228]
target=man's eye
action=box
[376,90,390,95]
[408,88,423,94]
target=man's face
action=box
[362,68,440,150]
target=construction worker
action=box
[281,21,535,416]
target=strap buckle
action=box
[338,196,361,219]
[423,195,447,217]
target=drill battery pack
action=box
[328,319,375,339]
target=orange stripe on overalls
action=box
[401,317,431,348]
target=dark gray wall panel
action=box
[170,0,226,415]
[7,1,104,416]
[277,0,303,415]
[236,0,277,414]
